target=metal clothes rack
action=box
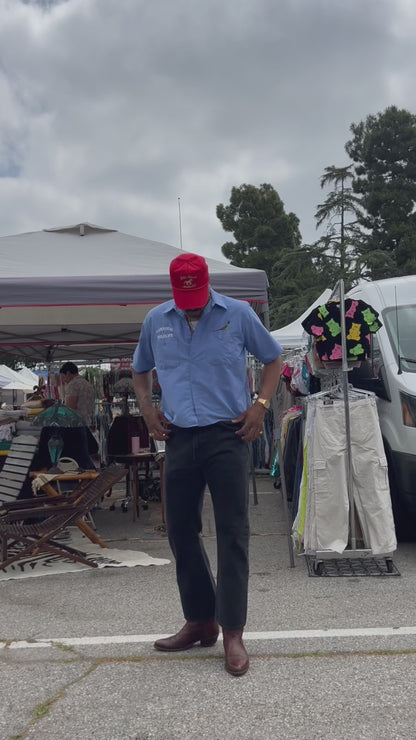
[304,279,395,575]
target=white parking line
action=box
[3,626,416,650]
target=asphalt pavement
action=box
[1,474,416,740]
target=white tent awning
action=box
[270,289,332,349]
[0,364,27,388]
[1,380,34,392]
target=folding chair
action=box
[0,435,38,504]
[0,464,127,571]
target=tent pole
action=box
[339,279,356,549]
[262,305,270,330]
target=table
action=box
[109,451,165,523]
[29,470,105,547]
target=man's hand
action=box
[232,403,266,442]
[141,406,171,442]
[133,370,171,442]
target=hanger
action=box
[348,385,375,399]
[306,382,375,405]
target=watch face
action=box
[258,398,270,409]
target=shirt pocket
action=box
[154,337,183,369]
[208,330,241,365]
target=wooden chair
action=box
[0,464,127,571]
[0,435,39,504]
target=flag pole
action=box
[178,197,183,250]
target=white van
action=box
[347,276,416,539]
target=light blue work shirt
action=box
[133,289,282,428]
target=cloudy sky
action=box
[1,0,416,263]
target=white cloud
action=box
[0,0,415,258]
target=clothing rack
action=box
[337,278,356,549]
[281,280,394,575]
[305,280,395,574]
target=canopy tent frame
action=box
[0,223,270,364]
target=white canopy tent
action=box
[2,368,42,392]
[16,367,40,387]
[270,289,332,349]
[0,367,45,398]
[0,365,34,399]
[1,380,34,392]
[0,364,30,389]
[0,223,270,363]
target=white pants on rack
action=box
[304,396,397,555]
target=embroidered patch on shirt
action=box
[156,326,174,339]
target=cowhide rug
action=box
[0,529,170,581]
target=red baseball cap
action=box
[169,253,210,310]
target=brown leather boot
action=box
[154,620,219,652]
[223,628,249,676]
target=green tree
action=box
[0,354,37,371]
[345,106,416,278]
[269,244,336,329]
[216,183,302,276]
[314,165,364,288]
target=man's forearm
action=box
[132,370,153,410]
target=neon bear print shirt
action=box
[301,299,382,362]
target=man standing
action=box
[59,362,95,427]
[132,253,282,676]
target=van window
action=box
[383,305,416,373]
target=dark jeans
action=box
[164,421,250,631]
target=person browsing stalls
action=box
[59,362,95,427]
[132,253,282,676]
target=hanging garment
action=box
[292,433,310,554]
[295,394,396,556]
[303,400,350,553]
[301,299,382,362]
[289,356,310,395]
[282,414,302,501]
[252,407,273,468]
[291,432,304,519]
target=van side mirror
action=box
[349,362,391,402]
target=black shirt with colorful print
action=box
[301,299,382,362]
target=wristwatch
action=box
[256,397,271,410]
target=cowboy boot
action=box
[154,620,219,652]
[223,628,249,676]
